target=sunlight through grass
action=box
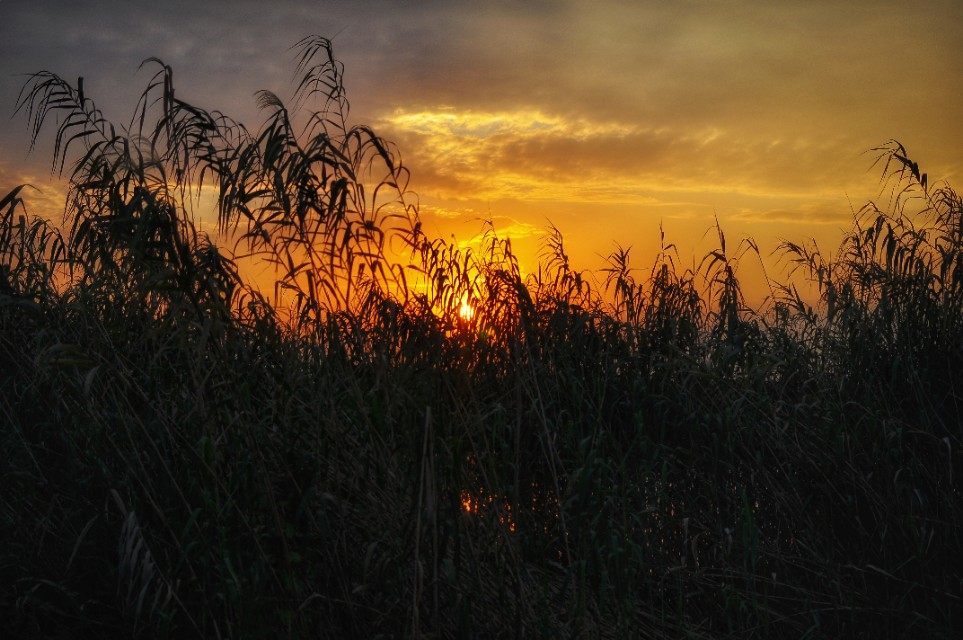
[2,37,961,640]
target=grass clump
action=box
[2,37,961,639]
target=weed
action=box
[2,38,961,639]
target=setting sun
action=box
[458,296,475,322]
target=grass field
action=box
[2,37,961,638]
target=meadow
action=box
[2,37,961,638]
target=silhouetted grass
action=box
[1,37,960,639]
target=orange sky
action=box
[2,0,961,307]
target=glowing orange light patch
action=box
[460,490,476,514]
[458,297,475,322]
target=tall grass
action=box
[2,37,960,638]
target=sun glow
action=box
[458,297,475,322]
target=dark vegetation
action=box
[2,37,961,638]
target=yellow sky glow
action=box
[376,106,907,306]
[2,1,961,310]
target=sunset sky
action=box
[2,0,961,305]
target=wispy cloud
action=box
[728,201,858,226]
[380,106,883,221]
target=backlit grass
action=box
[1,37,960,639]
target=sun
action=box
[458,297,475,322]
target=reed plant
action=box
[1,37,960,638]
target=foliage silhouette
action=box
[2,38,961,639]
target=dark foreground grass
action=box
[2,37,961,638]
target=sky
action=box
[2,0,961,306]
